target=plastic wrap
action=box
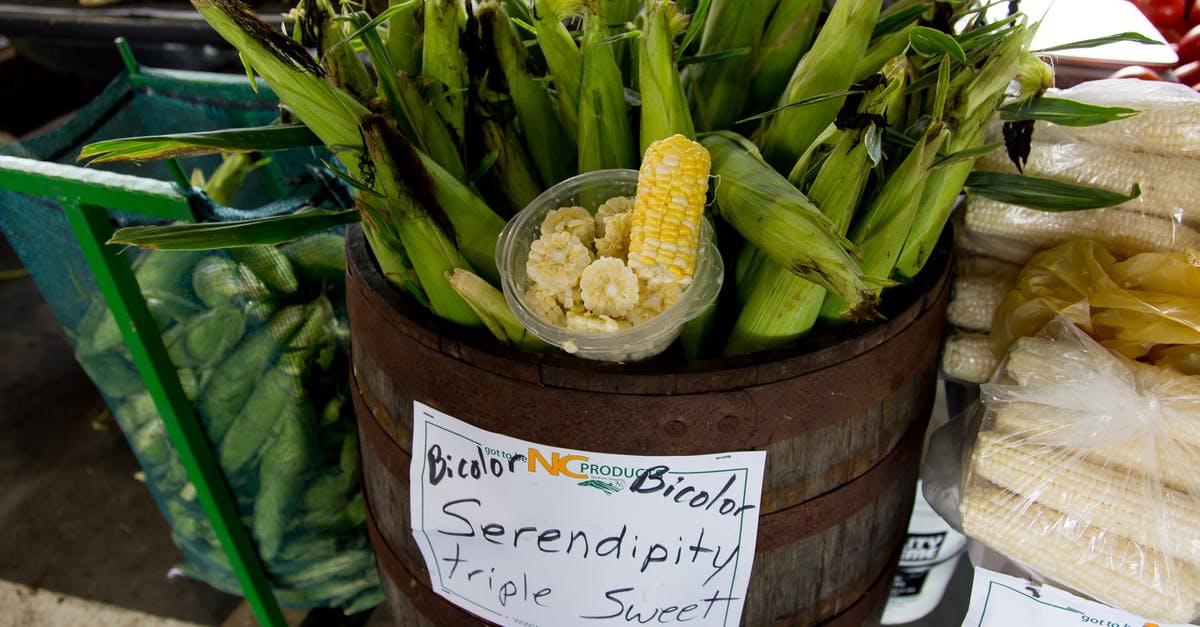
[976,140,1200,229]
[957,317,1200,623]
[1034,79,1200,159]
[990,238,1200,375]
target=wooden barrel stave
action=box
[345,226,951,626]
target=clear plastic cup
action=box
[496,169,723,363]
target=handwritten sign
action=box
[963,566,1188,627]
[409,401,766,627]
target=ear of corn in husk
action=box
[723,64,901,354]
[479,0,575,186]
[638,0,696,151]
[754,0,883,171]
[577,1,637,173]
[702,131,876,310]
[747,0,822,112]
[687,0,773,132]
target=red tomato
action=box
[1176,59,1200,83]
[1110,65,1164,80]
[1177,23,1200,63]
[1160,23,1187,42]
[1132,0,1187,27]
[1189,0,1200,27]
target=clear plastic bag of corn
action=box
[954,317,1200,624]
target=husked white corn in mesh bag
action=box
[959,317,1200,624]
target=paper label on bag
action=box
[962,566,1189,627]
[408,401,766,627]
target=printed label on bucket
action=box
[963,567,1188,627]
[409,401,766,627]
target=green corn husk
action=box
[252,397,316,561]
[390,70,468,181]
[417,146,506,285]
[192,0,367,151]
[422,0,469,141]
[201,153,258,207]
[701,131,874,309]
[78,351,144,398]
[83,251,206,353]
[117,392,157,431]
[195,303,310,440]
[480,0,574,186]
[446,268,547,351]
[531,0,584,138]
[724,134,874,355]
[476,111,543,216]
[386,0,422,76]
[190,0,417,291]
[228,245,299,295]
[821,121,949,321]
[755,0,883,170]
[309,0,378,105]
[854,26,919,82]
[578,2,638,172]
[360,114,481,327]
[895,28,1040,279]
[191,255,268,309]
[278,232,346,286]
[217,299,330,473]
[339,6,467,181]
[689,0,774,131]
[748,0,822,113]
[184,307,247,366]
[639,0,696,150]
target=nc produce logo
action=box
[526,448,651,495]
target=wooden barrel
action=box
[345,226,951,626]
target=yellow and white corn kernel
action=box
[579,257,640,318]
[955,255,1022,283]
[947,275,1013,332]
[541,205,596,247]
[941,332,999,383]
[565,311,631,334]
[1032,95,1200,160]
[964,196,1200,259]
[526,231,593,294]
[627,266,683,325]
[627,134,711,284]
[971,430,1200,564]
[594,195,634,235]
[595,211,632,259]
[961,482,1200,624]
[524,285,566,326]
[977,141,1200,229]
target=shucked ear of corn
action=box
[960,323,1200,623]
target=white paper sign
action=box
[409,401,766,627]
[962,566,1189,627]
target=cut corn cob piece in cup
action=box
[497,168,723,362]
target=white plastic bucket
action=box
[882,479,968,624]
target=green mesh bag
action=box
[0,67,381,613]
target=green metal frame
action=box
[0,48,289,627]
